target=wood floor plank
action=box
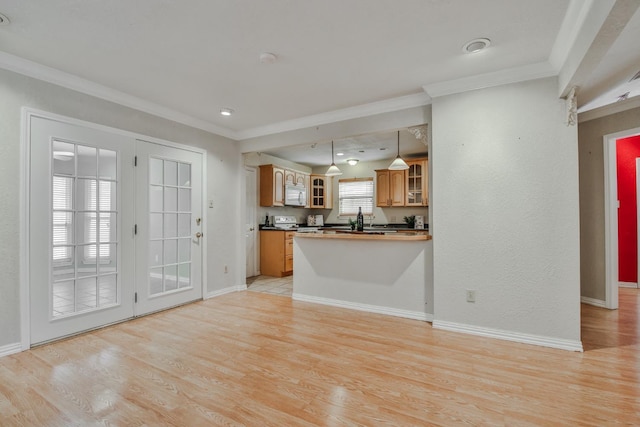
[1,288,639,425]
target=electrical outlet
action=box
[209,200,214,208]
[466,290,476,303]
[391,216,397,222]
[224,265,228,273]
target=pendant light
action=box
[388,130,409,170]
[325,141,342,176]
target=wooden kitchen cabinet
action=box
[375,169,405,207]
[260,230,295,277]
[259,164,285,207]
[284,169,296,185]
[310,174,333,209]
[405,158,428,206]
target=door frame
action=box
[603,126,640,310]
[20,107,207,350]
[244,166,258,279]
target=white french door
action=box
[28,115,204,345]
[29,117,136,344]
[134,140,203,316]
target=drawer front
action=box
[285,239,294,256]
[285,255,293,272]
[285,231,296,240]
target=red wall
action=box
[616,135,640,283]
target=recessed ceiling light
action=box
[259,52,277,64]
[379,147,387,151]
[0,12,10,26]
[220,108,234,116]
[347,159,359,166]
[336,152,344,156]
[462,38,491,54]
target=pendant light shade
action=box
[325,141,342,176]
[388,130,409,170]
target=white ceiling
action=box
[0,0,638,149]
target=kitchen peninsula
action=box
[292,231,433,321]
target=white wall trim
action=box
[581,296,606,307]
[0,343,23,358]
[619,281,638,288]
[235,92,432,141]
[205,285,243,299]
[292,293,433,322]
[579,97,640,123]
[0,51,236,140]
[423,61,556,99]
[433,320,584,352]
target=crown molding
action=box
[235,92,432,141]
[578,95,640,123]
[423,62,557,99]
[0,50,237,140]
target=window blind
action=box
[86,180,112,259]
[52,176,72,261]
[338,178,374,215]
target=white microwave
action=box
[285,184,307,206]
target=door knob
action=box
[195,232,203,238]
[249,227,255,231]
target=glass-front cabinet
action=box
[310,174,333,209]
[405,158,428,206]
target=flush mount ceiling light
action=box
[336,152,344,156]
[462,38,491,54]
[0,12,10,26]
[259,52,277,64]
[347,159,359,166]
[220,108,234,116]
[388,131,409,170]
[325,141,342,176]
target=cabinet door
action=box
[389,170,405,206]
[273,167,285,206]
[311,175,325,208]
[304,174,311,208]
[406,160,426,206]
[324,176,333,209]
[376,170,390,206]
[284,169,295,185]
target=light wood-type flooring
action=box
[1,288,639,425]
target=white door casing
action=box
[24,110,207,346]
[245,167,257,278]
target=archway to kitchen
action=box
[241,129,429,299]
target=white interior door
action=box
[245,167,257,278]
[29,116,135,345]
[135,140,203,315]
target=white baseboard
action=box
[619,281,638,288]
[292,293,433,322]
[432,320,584,352]
[205,285,242,299]
[581,296,606,307]
[0,342,23,358]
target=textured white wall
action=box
[431,77,581,343]
[0,68,242,348]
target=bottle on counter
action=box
[265,214,270,227]
[357,207,364,232]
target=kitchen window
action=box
[338,177,374,216]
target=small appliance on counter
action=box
[306,214,324,227]
[414,215,424,229]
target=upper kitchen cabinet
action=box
[284,169,296,185]
[375,169,405,207]
[310,174,333,209]
[405,158,428,206]
[259,164,285,207]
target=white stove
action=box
[272,215,298,229]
